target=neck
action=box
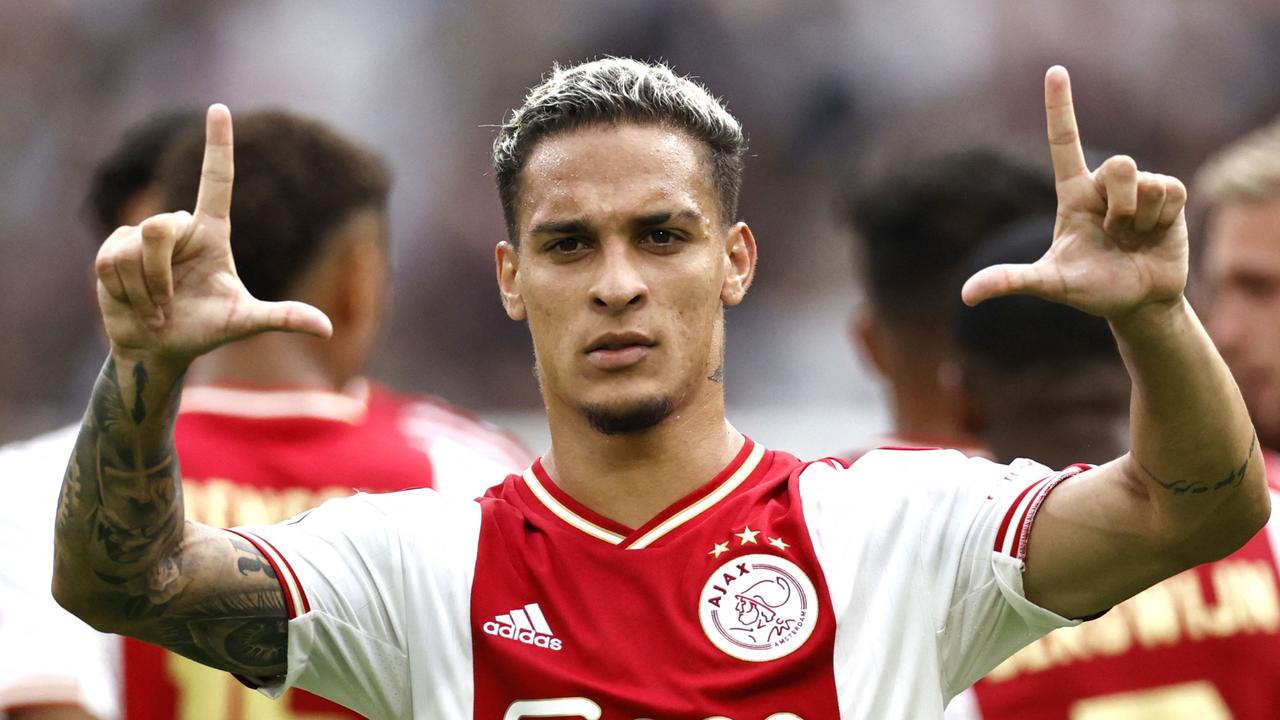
[541,383,743,529]
[886,371,972,446]
[186,333,343,390]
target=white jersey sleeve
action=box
[800,448,1085,704]
[0,425,120,720]
[233,488,480,719]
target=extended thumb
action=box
[243,300,334,339]
[961,263,1040,306]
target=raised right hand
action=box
[95,104,332,365]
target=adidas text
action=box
[483,622,563,650]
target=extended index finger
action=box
[194,104,234,221]
[1044,66,1089,183]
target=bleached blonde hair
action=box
[492,57,746,240]
[1195,116,1280,208]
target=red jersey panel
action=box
[961,450,1280,720]
[471,443,842,718]
[123,381,528,720]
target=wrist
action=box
[1107,296,1191,339]
[109,345,192,379]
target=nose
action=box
[590,241,647,312]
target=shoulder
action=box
[302,486,481,525]
[794,449,1059,539]
[798,447,1014,495]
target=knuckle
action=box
[94,252,115,276]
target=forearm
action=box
[52,350,189,627]
[1112,297,1268,551]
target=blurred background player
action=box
[0,110,530,720]
[839,142,1059,450]
[948,133,1280,717]
[0,113,202,720]
[842,146,1057,455]
[950,216,1129,469]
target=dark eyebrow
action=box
[633,210,700,228]
[530,218,590,236]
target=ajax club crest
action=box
[699,553,818,662]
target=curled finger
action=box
[95,227,132,303]
[115,242,163,326]
[1158,175,1187,228]
[1097,155,1138,238]
[1133,173,1167,234]
[140,211,192,305]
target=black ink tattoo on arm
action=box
[708,363,724,384]
[53,357,289,678]
[1138,434,1258,496]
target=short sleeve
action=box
[233,488,481,719]
[0,426,121,720]
[800,449,1087,702]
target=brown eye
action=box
[550,237,588,254]
[642,229,681,248]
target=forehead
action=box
[516,123,717,231]
[1205,196,1280,272]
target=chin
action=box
[580,395,676,435]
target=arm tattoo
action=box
[1138,434,1258,496]
[54,357,288,677]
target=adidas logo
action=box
[482,602,563,651]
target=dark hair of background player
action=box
[157,110,392,302]
[85,111,204,237]
[954,216,1121,371]
[844,147,1057,333]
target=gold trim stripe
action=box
[627,442,766,550]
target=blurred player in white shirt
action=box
[0,113,200,720]
[47,59,1269,718]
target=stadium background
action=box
[1,0,1278,456]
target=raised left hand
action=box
[962,66,1188,320]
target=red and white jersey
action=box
[947,450,1280,720]
[237,440,1082,718]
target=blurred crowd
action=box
[3,0,1280,446]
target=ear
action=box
[720,222,757,306]
[496,241,526,321]
[850,304,888,377]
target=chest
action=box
[464,494,841,719]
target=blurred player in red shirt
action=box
[0,111,529,720]
[949,129,1280,718]
[842,147,1056,456]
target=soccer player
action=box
[950,216,1129,469]
[50,59,1268,718]
[843,147,1056,455]
[949,117,1280,720]
[2,111,529,720]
